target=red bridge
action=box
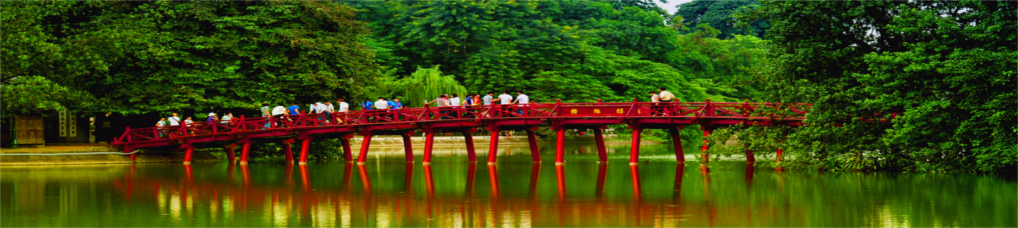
[113,99,810,165]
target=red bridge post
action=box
[463,130,477,162]
[240,141,251,165]
[701,127,713,162]
[526,128,541,163]
[487,128,500,165]
[423,131,435,165]
[298,137,312,165]
[746,149,755,163]
[356,133,373,165]
[340,135,353,162]
[402,132,415,163]
[670,127,685,162]
[629,127,643,165]
[183,147,194,164]
[594,127,607,163]
[224,144,237,163]
[283,138,295,163]
[555,127,566,165]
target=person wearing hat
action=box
[207,112,219,123]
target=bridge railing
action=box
[112,101,812,146]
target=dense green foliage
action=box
[673,0,768,39]
[724,0,1016,173]
[2,1,378,117]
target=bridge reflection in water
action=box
[100,161,776,227]
[5,151,1016,227]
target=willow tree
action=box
[392,66,468,108]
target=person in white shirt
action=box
[374,97,389,110]
[337,99,349,112]
[271,105,287,128]
[513,92,530,115]
[168,113,181,126]
[495,91,514,116]
[650,91,661,116]
[450,94,461,107]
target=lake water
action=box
[2,143,1016,227]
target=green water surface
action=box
[2,143,1015,227]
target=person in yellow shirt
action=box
[658,88,677,116]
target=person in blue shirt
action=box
[393,98,403,109]
[361,100,374,111]
[386,98,399,110]
[288,102,300,115]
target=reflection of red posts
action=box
[465,163,476,197]
[285,162,294,186]
[342,163,353,190]
[630,164,642,201]
[403,163,414,192]
[487,164,500,199]
[745,163,754,189]
[673,163,685,201]
[356,133,374,165]
[556,164,566,202]
[424,164,435,198]
[241,163,251,188]
[184,163,193,183]
[700,164,711,198]
[299,164,310,190]
[595,163,607,198]
[528,163,541,199]
[357,164,371,192]
[701,128,713,162]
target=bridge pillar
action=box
[423,131,435,164]
[629,128,643,165]
[594,128,607,163]
[283,138,295,163]
[183,147,194,164]
[776,147,783,162]
[463,131,477,162]
[224,144,237,162]
[670,127,685,162]
[746,149,755,163]
[299,137,312,165]
[341,136,353,162]
[526,129,541,163]
[701,128,713,162]
[356,133,374,165]
[240,142,251,164]
[402,132,415,163]
[555,128,566,165]
[487,130,500,165]
[124,146,136,161]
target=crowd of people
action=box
[154,88,678,129]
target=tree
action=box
[674,0,768,39]
[755,0,1017,172]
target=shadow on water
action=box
[2,143,1017,227]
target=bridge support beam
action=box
[670,127,685,162]
[594,128,607,163]
[776,147,783,162]
[402,132,414,163]
[125,146,136,161]
[225,144,237,162]
[283,138,295,163]
[464,131,477,162]
[356,133,374,165]
[299,137,312,165]
[555,128,566,165]
[526,129,541,163]
[423,131,435,164]
[240,142,251,165]
[629,128,643,165]
[746,149,755,163]
[701,128,713,162]
[341,136,353,162]
[487,130,500,165]
[183,147,193,164]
